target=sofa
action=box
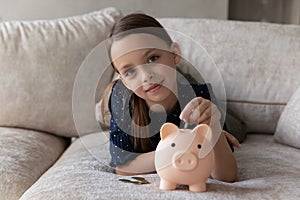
[1,7,300,200]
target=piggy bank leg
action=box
[189,182,206,192]
[160,179,177,190]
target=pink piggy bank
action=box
[155,122,214,192]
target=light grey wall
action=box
[0,0,228,21]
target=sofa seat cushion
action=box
[20,133,300,200]
[0,7,122,137]
[0,127,69,200]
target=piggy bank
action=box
[155,122,214,192]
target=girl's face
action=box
[110,33,181,111]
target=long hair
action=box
[103,13,174,152]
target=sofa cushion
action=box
[19,133,300,199]
[0,128,69,200]
[0,7,122,137]
[19,132,114,200]
[158,18,300,133]
[274,86,300,148]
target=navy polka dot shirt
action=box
[108,79,225,167]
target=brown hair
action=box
[103,13,174,152]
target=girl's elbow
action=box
[222,174,238,183]
[115,166,136,176]
[211,169,238,183]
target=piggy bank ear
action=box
[192,124,213,159]
[160,123,179,140]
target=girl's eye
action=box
[197,144,202,149]
[123,68,136,78]
[148,55,159,63]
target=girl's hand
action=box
[180,97,241,148]
[179,97,220,125]
[223,130,241,148]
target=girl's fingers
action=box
[179,98,200,121]
[197,98,210,114]
[200,118,210,126]
[223,131,240,148]
[197,105,211,124]
[188,107,200,124]
[180,97,219,125]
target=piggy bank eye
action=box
[171,142,176,147]
[197,144,202,149]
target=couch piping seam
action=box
[226,99,287,106]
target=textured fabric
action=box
[274,86,300,148]
[0,7,123,137]
[158,18,300,133]
[0,127,69,200]
[20,133,300,200]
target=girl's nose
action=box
[140,65,154,83]
[143,73,153,82]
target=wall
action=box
[229,0,300,24]
[0,0,228,21]
[282,0,300,24]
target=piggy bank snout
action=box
[172,151,198,171]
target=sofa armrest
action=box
[0,127,70,200]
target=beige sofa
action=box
[1,7,300,200]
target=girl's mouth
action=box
[145,82,163,93]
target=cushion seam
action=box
[227,99,287,106]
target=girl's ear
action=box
[171,42,182,65]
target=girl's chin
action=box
[148,104,166,113]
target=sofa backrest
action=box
[1,9,299,137]
[158,18,300,133]
[0,7,123,137]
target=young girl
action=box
[101,13,239,182]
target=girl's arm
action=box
[210,123,238,182]
[115,151,156,176]
[181,97,238,182]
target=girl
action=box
[101,13,239,182]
